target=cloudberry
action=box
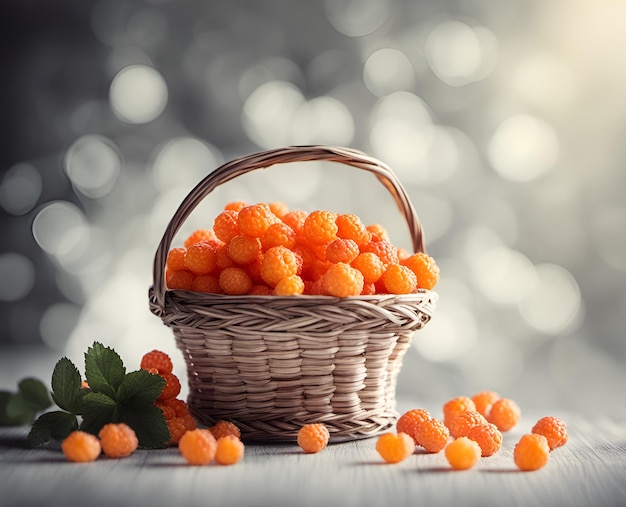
[261,222,297,250]
[157,373,182,402]
[487,397,520,432]
[167,270,194,290]
[376,432,414,464]
[215,243,235,269]
[383,264,417,294]
[215,435,245,465]
[471,390,500,418]
[274,274,305,296]
[401,252,440,290]
[326,238,359,264]
[166,247,186,272]
[335,213,372,246]
[361,282,376,295]
[184,241,217,275]
[213,210,240,243]
[184,229,221,249]
[449,410,488,439]
[167,416,190,445]
[414,418,450,453]
[192,274,221,293]
[261,246,299,287]
[62,431,101,463]
[140,350,173,375]
[161,398,191,418]
[155,401,176,421]
[302,210,338,245]
[219,267,253,295]
[297,423,330,454]
[228,235,261,265]
[514,434,550,471]
[179,429,217,465]
[250,284,273,295]
[321,262,364,297]
[445,436,481,470]
[531,416,568,450]
[238,203,278,237]
[397,247,410,261]
[281,210,308,235]
[366,223,390,242]
[224,200,247,212]
[351,252,385,284]
[360,240,399,268]
[269,201,289,219]
[466,422,503,457]
[209,420,242,440]
[396,408,431,445]
[443,396,477,429]
[246,256,265,285]
[99,423,139,458]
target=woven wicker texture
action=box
[149,145,437,442]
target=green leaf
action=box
[18,377,52,411]
[117,369,165,407]
[28,411,78,447]
[0,391,34,426]
[118,404,169,449]
[84,342,126,398]
[79,392,118,435]
[51,357,83,413]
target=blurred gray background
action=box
[1,0,625,417]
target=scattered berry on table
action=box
[376,432,414,464]
[98,423,139,459]
[209,420,242,440]
[443,396,477,429]
[466,422,503,457]
[62,431,101,463]
[514,434,550,471]
[215,435,245,465]
[297,423,330,454]
[531,416,568,450]
[396,408,431,445]
[445,436,481,470]
[414,417,450,453]
[449,410,488,439]
[487,397,521,432]
[179,429,217,465]
[140,350,174,375]
[471,390,500,418]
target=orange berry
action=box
[161,398,191,418]
[302,210,338,245]
[376,432,414,463]
[445,436,481,470]
[62,431,101,463]
[179,428,217,465]
[466,422,503,457]
[246,256,265,284]
[366,223,390,242]
[140,349,173,375]
[98,423,139,458]
[274,274,305,296]
[471,390,500,418]
[213,209,240,243]
[166,247,186,272]
[443,396,476,429]
[155,401,176,421]
[228,235,261,265]
[360,240,399,268]
[396,408,431,445]
[249,284,273,295]
[184,228,221,249]
[215,435,245,465]
[157,373,182,401]
[166,416,192,445]
[260,246,300,287]
[531,416,568,450]
[261,222,297,250]
[167,270,194,290]
[320,262,364,297]
[224,200,247,212]
[382,264,417,294]
[335,213,372,246]
[397,247,410,261]
[326,238,359,264]
[238,203,278,238]
[215,243,236,269]
[297,423,330,454]
[269,201,289,219]
[414,418,450,453]
[184,241,217,275]
[449,410,488,439]
[514,434,550,471]
[281,209,308,235]
[219,267,253,295]
[209,420,241,440]
[361,282,376,295]
[401,252,440,290]
[192,274,221,293]
[351,252,385,284]
[487,398,521,432]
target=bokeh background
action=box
[1,0,625,417]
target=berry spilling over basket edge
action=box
[148,145,438,443]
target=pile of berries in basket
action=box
[165,201,439,297]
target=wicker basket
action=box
[149,145,437,442]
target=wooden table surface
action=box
[1,348,625,507]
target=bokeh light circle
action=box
[109,64,168,124]
[0,253,35,302]
[64,135,121,198]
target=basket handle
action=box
[152,145,425,307]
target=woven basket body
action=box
[149,146,437,442]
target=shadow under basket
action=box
[148,145,438,443]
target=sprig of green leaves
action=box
[0,378,52,426]
[28,341,168,449]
